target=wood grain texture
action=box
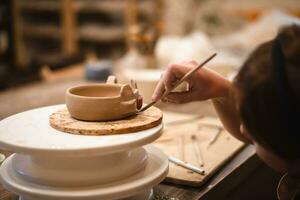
[49,106,163,135]
[154,111,245,187]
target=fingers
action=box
[152,65,182,101]
[165,61,198,88]
[136,95,143,109]
[182,60,198,67]
[164,63,193,90]
[151,60,198,101]
[152,73,166,101]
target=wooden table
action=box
[0,77,281,200]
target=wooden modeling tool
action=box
[168,156,205,175]
[207,127,223,149]
[191,135,204,167]
[178,135,185,161]
[138,53,217,113]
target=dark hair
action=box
[234,25,300,160]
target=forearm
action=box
[212,81,250,143]
[153,61,252,144]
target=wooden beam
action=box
[126,0,138,28]
[12,0,26,68]
[125,0,138,49]
[61,0,77,56]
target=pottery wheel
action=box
[0,105,168,200]
[49,106,163,135]
[0,105,163,156]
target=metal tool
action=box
[191,135,204,167]
[138,53,217,113]
[168,156,205,175]
[207,127,223,149]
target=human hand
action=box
[152,60,231,104]
[136,95,143,109]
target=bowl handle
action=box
[130,80,140,98]
[106,75,117,84]
[120,84,136,100]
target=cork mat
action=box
[49,106,162,135]
[153,111,245,187]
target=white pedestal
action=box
[0,105,168,200]
[19,189,153,200]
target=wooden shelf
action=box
[138,1,156,16]
[31,52,63,63]
[22,24,61,40]
[18,0,60,12]
[78,24,125,42]
[74,0,125,13]
[0,51,7,59]
[11,0,161,71]
[74,0,154,15]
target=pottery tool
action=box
[153,111,246,187]
[207,127,223,149]
[191,135,204,167]
[168,156,205,175]
[138,53,217,113]
[178,135,185,161]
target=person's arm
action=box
[211,83,250,143]
[152,60,250,143]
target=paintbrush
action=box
[168,156,205,175]
[137,53,217,113]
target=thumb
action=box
[164,91,198,104]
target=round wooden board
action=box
[49,107,163,135]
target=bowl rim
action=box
[66,83,125,100]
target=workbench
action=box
[0,75,281,200]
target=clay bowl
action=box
[66,77,138,121]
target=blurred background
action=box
[1,2,299,199]
[0,0,300,117]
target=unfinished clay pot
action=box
[66,76,139,121]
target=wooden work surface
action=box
[154,112,245,187]
[0,72,280,200]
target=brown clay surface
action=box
[69,85,121,97]
[66,83,138,121]
[49,106,162,135]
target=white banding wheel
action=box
[0,105,168,200]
